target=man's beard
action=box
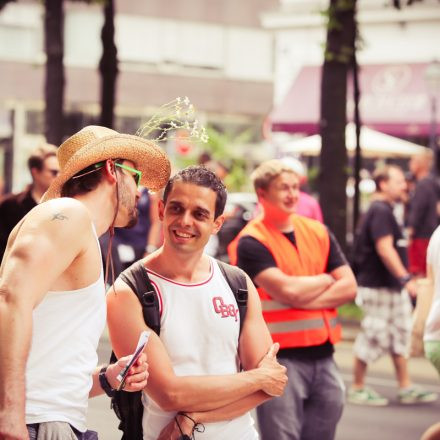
[125,209,138,229]
[118,183,139,229]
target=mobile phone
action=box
[116,330,150,391]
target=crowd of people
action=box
[0,127,440,440]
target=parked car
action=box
[216,192,258,262]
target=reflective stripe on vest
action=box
[262,300,291,311]
[266,316,339,335]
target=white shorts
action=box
[354,287,412,363]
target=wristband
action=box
[99,365,115,398]
[398,274,412,288]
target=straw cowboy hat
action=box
[42,125,171,201]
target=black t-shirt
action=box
[354,200,407,291]
[237,229,347,281]
[236,226,347,360]
[408,176,439,238]
[0,187,36,261]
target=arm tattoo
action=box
[52,213,68,221]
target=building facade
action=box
[0,0,276,191]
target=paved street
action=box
[88,330,440,439]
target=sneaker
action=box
[347,387,389,406]
[397,387,438,404]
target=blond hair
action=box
[251,159,299,191]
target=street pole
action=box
[429,95,438,174]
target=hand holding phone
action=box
[117,330,150,391]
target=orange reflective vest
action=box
[228,215,341,349]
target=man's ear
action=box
[158,199,165,221]
[103,160,117,184]
[256,188,266,201]
[212,214,225,235]
[30,167,39,181]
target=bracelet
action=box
[398,274,412,288]
[178,412,205,434]
[99,365,115,398]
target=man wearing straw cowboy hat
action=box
[0,125,170,440]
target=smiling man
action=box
[228,159,357,440]
[107,165,288,440]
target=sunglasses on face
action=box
[114,162,142,188]
[47,169,59,177]
[71,160,142,187]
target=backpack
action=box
[109,259,248,440]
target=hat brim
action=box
[42,134,171,202]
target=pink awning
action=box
[270,63,434,137]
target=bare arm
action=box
[375,235,416,296]
[254,267,334,308]
[106,279,285,413]
[158,343,282,439]
[300,265,357,310]
[0,201,90,438]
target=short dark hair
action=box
[61,162,105,197]
[163,165,227,219]
[27,143,57,172]
[61,159,124,198]
[373,164,402,192]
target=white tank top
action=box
[425,226,440,341]
[142,257,258,440]
[25,223,106,432]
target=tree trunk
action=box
[319,0,357,252]
[44,0,64,145]
[352,47,362,241]
[99,0,118,129]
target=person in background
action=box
[203,158,230,257]
[0,143,59,261]
[229,159,356,440]
[349,165,437,406]
[280,156,323,222]
[407,149,439,278]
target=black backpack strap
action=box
[119,260,161,336]
[109,260,161,440]
[217,260,248,334]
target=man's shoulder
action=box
[25,197,92,233]
[418,176,439,193]
[237,234,267,251]
[215,259,248,278]
[292,214,328,235]
[40,197,89,214]
[366,200,392,216]
[0,190,26,208]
